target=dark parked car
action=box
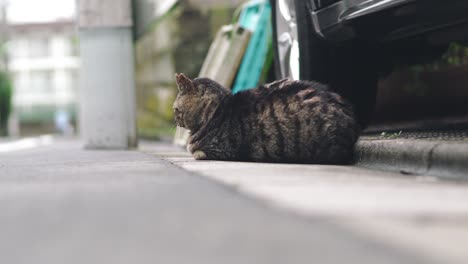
[270,0,468,126]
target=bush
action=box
[0,71,12,136]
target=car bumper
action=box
[311,0,468,43]
[311,0,413,41]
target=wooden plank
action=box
[199,25,234,81]
[199,25,251,88]
[215,26,251,89]
[78,0,132,28]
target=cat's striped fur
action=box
[173,73,360,164]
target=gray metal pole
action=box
[78,0,137,149]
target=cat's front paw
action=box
[187,143,194,154]
[193,150,208,160]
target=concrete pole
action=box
[78,0,137,149]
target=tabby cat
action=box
[173,73,360,164]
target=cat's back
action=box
[241,79,342,116]
[252,79,327,97]
[231,79,359,164]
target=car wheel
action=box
[271,0,378,127]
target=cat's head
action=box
[173,73,230,131]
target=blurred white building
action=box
[2,0,78,135]
[8,20,78,116]
[7,19,79,133]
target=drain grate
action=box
[362,129,468,141]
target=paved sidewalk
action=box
[0,138,466,264]
[148,142,468,264]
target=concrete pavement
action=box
[0,138,466,264]
[148,142,468,264]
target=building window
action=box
[69,36,79,57]
[8,38,28,59]
[30,70,53,93]
[61,69,79,97]
[70,70,79,93]
[28,37,50,58]
[13,72,28,93]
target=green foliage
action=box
[0,70,12,136]
[137,91,177,140]
[424,42,468,71]
[403,42,468,95]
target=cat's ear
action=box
[175,73,195,93]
